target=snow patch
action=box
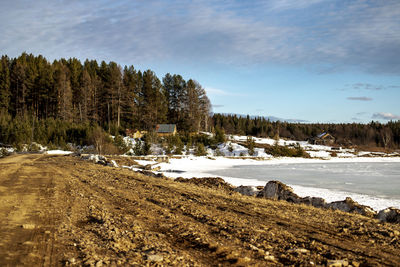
[46,150,73,155]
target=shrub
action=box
[114,135,129,153]
[214,126,226,144]
[89,126,121,155]
[102,142,121,155]
[264,143,309,158]
[195,143,207,156]
[0,148,10,157]
[228,143,234,153]
[133,140,143,155]
[192,133,212,147]
[165,142,173,155]
[142,134,152,155]
[174,136,184,155]
[247,136,255,156]
[214,148,224,156]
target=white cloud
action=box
[0,1,399,73]
[372,112,400,120]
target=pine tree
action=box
[54,62,73,121]
[10,57,27,116]
[141,70,167,130]
[0,56,11,112]
[122,65,139,128]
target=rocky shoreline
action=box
[235,181,400,224]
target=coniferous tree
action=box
[141,70,167,130]
[122,65,139,128]
[10,56,27,116]
[0,56,11,112]
[54,62,73,121]
[163,73,186,128]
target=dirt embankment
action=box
[0,154,399,266]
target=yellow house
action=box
[126,129,147,139]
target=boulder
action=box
[327,197,376,217]
[257,181,302,203]
[301,196,327,208]
[138,170,166,179]
[234,186,260,196]
[376,207,400,223]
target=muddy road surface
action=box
[0,154,399,266]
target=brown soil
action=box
[0,154,399,266]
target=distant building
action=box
[156,124,177,137]
[126,129,147,139]
[308,132,335,145]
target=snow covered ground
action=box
[45,150,74,155]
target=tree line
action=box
[2,53,399,152]
[212,114,400,150]
[0,53,211,133]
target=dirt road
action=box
[0,154,399,266]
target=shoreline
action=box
[150,155,400,211]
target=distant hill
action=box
[217,113,309,123]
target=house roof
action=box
[316,132,335,139]
[156,124,176,133]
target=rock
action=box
[327,259,349,267]
[248,244,259,251]
[264,255,276,262]
[376,207,400,223]
[301,196,327,208]
[109,160,119,168]
[148,254,163,262]
[21,224,36,229]
[234,186,260,196]
[257,181,302,203]
[138,170,166,179]
[287,248,309,254]
[327,197,376,217]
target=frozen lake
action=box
[207,162,400,211]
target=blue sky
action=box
[1,0,399,123]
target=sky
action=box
[1,0,399,123]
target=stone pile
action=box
[235,180,400,223]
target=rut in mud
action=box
[0,154,399,266]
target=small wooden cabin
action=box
[126,129,147,139]
[156,124,177,137]
[308,132,335,145]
